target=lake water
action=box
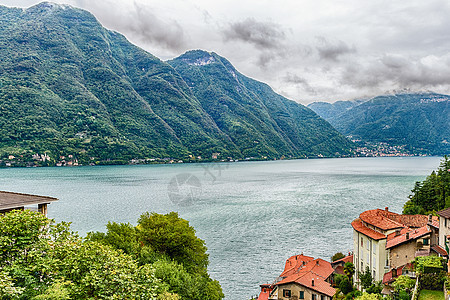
[0,156,443,299]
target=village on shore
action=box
[256,207,450,300]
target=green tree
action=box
[0,210,167,300]
[358,266,373,290]
[332,252,345,262]
[343,262,355,283]
[137,212,209,275]
[403,156,450,214]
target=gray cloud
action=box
[222,18,285,49]
[283,73,317,95]
[340,53,450,92]
[316,37,356,62]
[130,3,186,51]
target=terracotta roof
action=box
[257,284,272,300]
[431,245,448,257]
[388,214,433,228]
[277,271,336,297]
[438,208,450,219]
[276,257,336,297]
[280,254,315,277]
[352,219,386,240]
[429,220,440,228]
[386,225,430,249]
[0,191,58,211]
[331,255,353,266]
[359,209,404,230]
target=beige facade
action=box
[438,215,450,250]
[353,230,389,283]
[388,235,430,268]
[276,283,332,300]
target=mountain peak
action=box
[175,50,217,66]
[27,2,73,11]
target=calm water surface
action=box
[0,157,442,299]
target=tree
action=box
[137,212,209,275]
[332,252,345,262]
[0,210,168,300]
[343,262,355,283]
[358,266,373,290]
[355,293,382,300]
[403,156,450,214]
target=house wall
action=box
[276,283,331,300]
[353,230,388,283]
[439,216,450,249]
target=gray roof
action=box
[0,191,58,210]
[437,207,450,219]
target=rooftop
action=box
[359,209,405,231]
[351,219,386,240]
[0,191,58,211]
[437,207,450,219]
[386,225,430,249]
[331,254,353,266]
[276,271,336,297]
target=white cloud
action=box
[3,0,450,103]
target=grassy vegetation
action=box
[418,289,444,300]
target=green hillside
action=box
[0,3,352,166]
[308,93,450,155]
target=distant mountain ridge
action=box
[308,93,450,155]
[0,2,352,165]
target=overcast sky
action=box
[2,0,450,104]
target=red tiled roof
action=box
[331,255,353,266]
[276,257,336,297]
[257,284,272,300]
[277,271,336,297]
[360,209,404,230]
[389,214,434,229]
[429,220,440,228]
[431,245,448,256]
[280,254,315,277]
[386,225,430,249]
[352,219,386,240]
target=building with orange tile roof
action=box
[352,207,440,285]
[257,255,336,300]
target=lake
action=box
[0,156,442,299]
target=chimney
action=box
[316,260,320,265]
[406,232,410,239]
[429,214,433,223]
[385,207,389,211]
[312,279,315,286]
[395,229,401,236]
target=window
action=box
[321,295,325,300]
[283,289,291,298]
[373,243,376,254]
[373,270,376,279]
[366,239,370,251]
[361,237,363,247]
[366,253,369,263]
[361,261,363,269]
[312,294,316,300]
[423,238,429,245]
[373,257,376,267]
[299,291,304,299]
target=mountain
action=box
[167,50,352,158]
[308,93,450,155]
[0,3,352,165]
